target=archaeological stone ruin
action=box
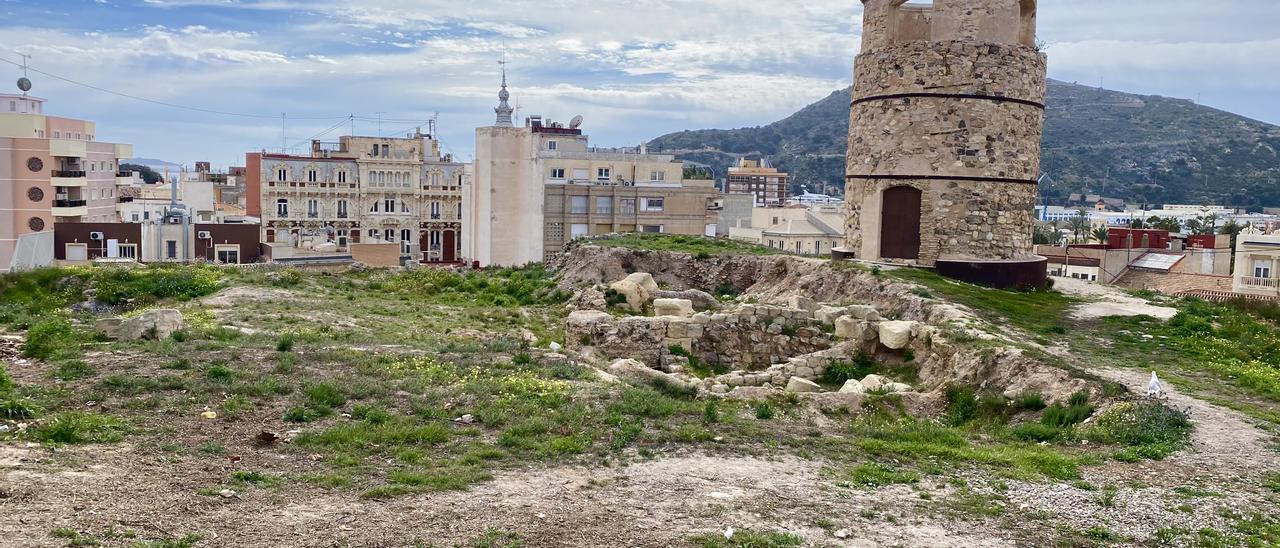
[835,0,1049,288]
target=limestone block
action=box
[608,279,649,313]
[568,310,613,331]
[607,358,690,392]
[839,380,867,394]
[846,305,882,322]
[787,295,818,313]
[834,317,876,342]
[885,382,914,394]
[815,306,846,325]
[785,377,822,393]
[860,374,888,391]
[97,309,184,341]
[877,320,917,350]
[666,319,689,339]
[624,272,660,295]
[654,298,695,318]
[795,367,815,378]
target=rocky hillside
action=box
[648,80,1280,208]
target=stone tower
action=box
[836,0,1048,287]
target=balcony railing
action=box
[1241,277,1280,289]
[53,170,86,178]
[596,208,613,215]
[54,199,87,207]
[116,171,133,178]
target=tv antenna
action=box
[16,52,32,95]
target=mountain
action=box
[648,80,1280,209]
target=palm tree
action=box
[1090,226,1109,244]
[1068,212,1091,244]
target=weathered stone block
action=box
[785,377,822,393]
[877,321,917,350]
[654,298,695,318]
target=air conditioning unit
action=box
[197,231,212,240]
[89,232,104,241]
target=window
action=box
[143,211,150,220]
[570,224,589,240]
[550,168,566,180]
[641,197,665,212]
[166,240,178,259]
[371,200,380,213]
[216,246,239,264]
[401,229,412,244]
[131,213,139,222]
[572,168,589,181]
[596,197,612,215]
[308,170,317,183]
[570,196,588,215]
[8,101,13,112]
[815,241,822,254]
[338,171,347,183]
[795,242,802,254]
[641,225,664,233]
[1254,260,1272,279]
[307,199,319,218]
[619,198,637,215]
[650,171,665,182]
[384,229,395,242]
[384,197,396,213]
[118,244,137,260]
[276,199,289,217]
[381,144,390,158]
[597,168,611,181]
[371,144,379,157]
[337,200,348,219]
[368,229,378,238]
[431,202,441,219]
[54,131,60,139]
[277,168,288,181]
[429,231,442,249]
[457,203,463,219]
[402,201,410,214]
[548,141,558,151]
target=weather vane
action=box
[16,53,32,95]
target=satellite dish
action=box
[569,115,584,129]
[17,77,32,93]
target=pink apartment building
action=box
[1,93,133,270]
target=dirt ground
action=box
[1053,278,1178,321]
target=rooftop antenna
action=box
[16,52,32,96]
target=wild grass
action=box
[28,412,127,445]
[689,529,805,548]
[850,418,1087,480]
[885,268,1076,336]
[590,233,783,257]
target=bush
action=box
[945,386,1010,425]
[276,334,295,352]
[352,404,391,424]
[305,382,347,409]
[823,353,877,385]
[23,316,75,360]
[1042,392,1095,428]
[0,399,39,420]
[268,268,304,288]
[1015,392,1048,411]
[1087,401,1191,460]
[755,402,776,420]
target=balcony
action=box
[50,139,87,158]
[52,199,88,218]
[1241,277,1280,289]
[52,170,89,187]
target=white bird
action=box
[1147,371,1163,398]
[724,527,735,540]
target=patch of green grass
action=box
[1083,526,1117,542]
[52,360,97,381]
[24,316,79,361]
[1014,392,1047,411]
[50,528,101,546]
[851,418,1085,480]
[846,462,920,487]
[230,470,280,487]
[689,529,805,548]
[885,268,1075,336]
[361,466,493,499]
[1265,472,1280,494]
[944,386,1010,426]
[0,399,41,420]
[593,233,782,257]
[462,529,524,548]
[295,417,450,454]
[275,334,295,352]
[754,402,776,420]
[29,412,127,445]
[383,265,569,307]
[303,382,347,410]
[1041,392,1095,428]
[130,533,202,548]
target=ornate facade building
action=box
[838,0,1048,287]
[245,131,467,263]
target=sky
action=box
[0,0,1278,168]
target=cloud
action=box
[0,0,1274,167]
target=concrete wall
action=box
[54,223,142,261]
[195,223,262,264]
[1117,270,1235,295]
[351,243,402,267]
[473,126,543,266]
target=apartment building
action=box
[728,204,843,256]
[245,130,467,263]
[1,92,134,270]
[466,77,719,266]
[727,158,789,207]
[1233,231,1280,298]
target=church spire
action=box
[494,53,514,127]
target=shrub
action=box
[755,402,776,420]
[23,316,74,360]
[305,382,347,410]
[1087,401,1191,460]
[1043,392,1094,428]
[269,268,304,288]
[703,401,720,424]
[848,462,920,487]
[276,334,296,352]
[823,353,877,385]
[352,404,391,424]
[52,360,96,381]
[945,386,1011,425]
[0,399,39,420]
[1015,392,1048,411]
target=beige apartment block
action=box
[1,92,134,271]
[1233,232,1280,298]
[246,131,466,263]
[728,204,843,256]
[467,77,720,266]
[727,158,789,207]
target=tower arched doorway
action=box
[880,186,922,260]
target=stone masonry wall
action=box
[843,28,1046,265]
